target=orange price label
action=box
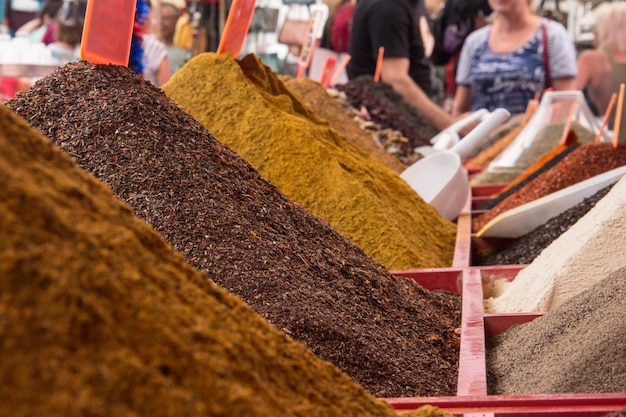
[296,9,324,78]
[318,56,337,88]
[217,0,257,56]
[81,0,137,66]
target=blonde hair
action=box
[593,1,626,52]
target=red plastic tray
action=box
[388,185,626,416]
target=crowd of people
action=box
[2,0,191,87]
[322,0,626,134]
[3,0,626,131]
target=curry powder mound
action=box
[282,76,407,174]
[0,103,431,416]
[7,61,461,398]
[163,53,456,270]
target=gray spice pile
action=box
[487,267,626,394]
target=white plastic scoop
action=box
[400,108,511,221]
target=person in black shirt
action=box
[347,0,456,130]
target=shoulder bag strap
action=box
[541,20,552,90]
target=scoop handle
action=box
[449,108,511,160]
[431,108,489,149]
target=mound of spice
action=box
[334,75,435,149]
[0,102,457,417]
[474,183,614,266]
[473,142,626,233]
[7,61,461,398]
[161,53,456,271]
[484,176,626,313]
[470,121,595,185]
[487,266,626,395]
[282,76,407,173]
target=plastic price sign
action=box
[318,55,336,88]
[296,9,324,79]
[81,0,137,65]
[330,54,350,86]
[373,46,384,82]
[216,0,256,56]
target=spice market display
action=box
[2,0,626,413]
[6,60,461,399]
[0,102,454,417]
[161,53,457,271]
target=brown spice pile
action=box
[0,102,427,417]
[473,143,626,232]
[487,266,626,394]
[7,61,461,398]
[282,76,408,174]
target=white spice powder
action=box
[484,175,626,313]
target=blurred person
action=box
[142,0,171,86]
[46,0,86,65]
[325,0,355,53]
[6,0,41,35]
[452,0,577,116]
[575,1,626,137]
[430,0,492,109]
[15,0,62,44]
[347,0,457,131]
[160,1,188,75]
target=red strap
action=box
[541,21,552,89]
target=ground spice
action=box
[475,144,579,211]
[465,125,523,172]
[474,184,614,265]
[281,76,407,174]
[473,142,626,232]
[7,61,462,398]
[162,53,456,271]
[0,103,457,417]
[470,121,595,185]
[486,267,626,395]
[483,176,626,313]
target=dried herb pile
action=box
[162,53,456,271]
[335,75,437,150]
[0,102,447,417]
[7,61,461,398]
[487,266,626,395]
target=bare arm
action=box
[380,57,454,130]
[553,77,577,91]
[452,85,471,117]
[157,57,172,87]
[573,50,595,91]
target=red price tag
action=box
[318,56,336,88]
[217,0,257,57]
[296,9,324,79]
[81,0,137,66]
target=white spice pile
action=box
[486,266,626,394]
[484,175,626,313]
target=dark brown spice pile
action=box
[7,61,462,398]
[335,76,435,150]
[473,183,615,265]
